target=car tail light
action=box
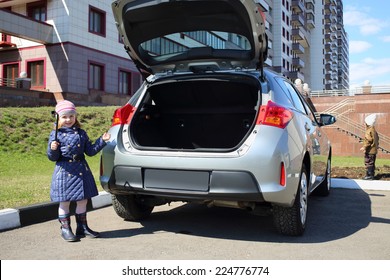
[256,100,293,129]
[111,103,136,127]
[280,162,286,187]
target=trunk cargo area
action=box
[131,77,260,150]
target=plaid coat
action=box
[47,126,106,202]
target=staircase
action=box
[321,98,390,154]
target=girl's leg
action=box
[58,201,71,215]
[58,201,78,242]
[75,199,88,214]
[75,199,100,238]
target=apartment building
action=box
[0,0,141,103]
[0,0,349,103]
[263,0,349,91]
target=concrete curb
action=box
[331,178,390,190]
[1,179,389,232]
[0,191,112,232]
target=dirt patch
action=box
[331,166,390,181]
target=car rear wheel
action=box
[272,164,308,236]
[112,194,154,221]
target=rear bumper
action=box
[100,124,300,206]
[102,166,265,202]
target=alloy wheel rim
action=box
[300,172,308,225]
[327,159,331,191]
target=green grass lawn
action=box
[0,152,102,210]
[331,156,390,168]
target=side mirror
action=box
[319,114,336,126]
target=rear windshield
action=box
[140,31,251,57]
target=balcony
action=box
[288,70,305,81]
[325,4,337,15]
[292,27,304,41]
[292,42,305,54]
[325,53,333,60]
[325,14,331,24]
[325,23,337,33]
[0,9,54,45]
[291,28,309,46]
[292,57,305,68]
[0,39,16,48]
[291,13,305,27]
[291,0,305,13]
[0,0,43,8]
[325,63,333,72]
[306,18,315,29]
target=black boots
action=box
[363,167,375,180]
[75,212,100,238]
[58,214,79,242]
[58,212,99,241]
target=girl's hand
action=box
[51,141,59,150]
[102,132,111,142]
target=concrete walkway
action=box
[1,179,389,232]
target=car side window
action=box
[273,78,295,108]
[282,81,307,114]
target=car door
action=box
[279,80,329,191]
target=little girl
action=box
[47,100,110,242]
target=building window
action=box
[27,60,45,89]
[119,70,131,95]
[118,70,142,95]
[2,63,19,87]
[27,1,47,22]
[89,62,104,90]
[89,6,106,37]
[132,73,142,93]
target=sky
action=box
[343,0,390,88]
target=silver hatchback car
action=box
[101,0,336,236]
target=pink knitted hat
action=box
[55,100,77,116]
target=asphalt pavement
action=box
[1,178,389,232]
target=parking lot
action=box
[0,181,389,260]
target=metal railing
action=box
[311,85,390,97]
[0,77,17,88]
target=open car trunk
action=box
[130,75,261,151]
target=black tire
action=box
[314,157,331,196]
[273,164,308,236]
[111,194,154,221]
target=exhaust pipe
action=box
[206,200,255,211]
